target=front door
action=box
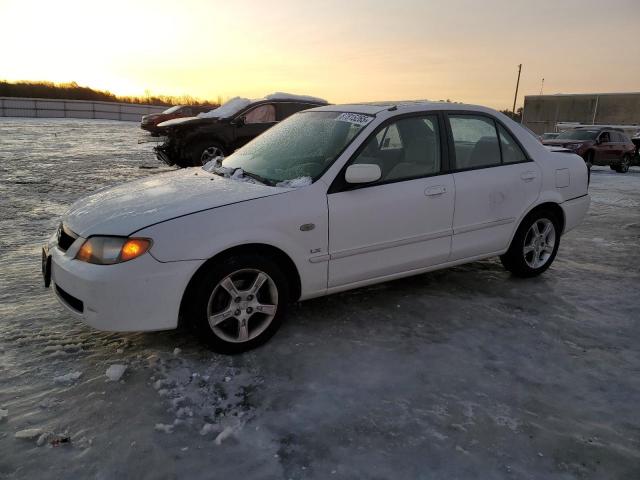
[327,114,455,287]
[232,103,277,151]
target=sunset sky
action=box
[2,0,639,109]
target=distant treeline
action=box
[0,80,220,107]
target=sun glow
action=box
[2,0,639,109]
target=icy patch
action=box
[105,364,127,382]
[198,97,252,119]
[275,176,312,188]
[53,371,82,384]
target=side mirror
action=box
[233,116,246,127]
[345,164,382,184]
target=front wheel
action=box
[500,210,561,277]
[187,254,289,354]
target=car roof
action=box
[311,101,501,116]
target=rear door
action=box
[446,113,541,260]
[594,131,612,165]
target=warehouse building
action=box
[522,92,640,135]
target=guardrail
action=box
[0,97,167,122]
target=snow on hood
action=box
[197,92,328,119]
[157,116,201,128]
[63,169,287,237]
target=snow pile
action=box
[202,159,264,185]
[276,176,312,188]
[53,371,82,384]
[265,92,327,104]
[15,428,44,440]
[105,364,127,382]
[197,92,327,119]
[154,423,174,434]
[198,97,252,119]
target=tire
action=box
[618,154,631,173]
[584,151,593,183]
[188,141,225,167]
[185,254,290,354]
[500,209,561,278]
[584,151,594,169]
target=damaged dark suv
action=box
[154,93,328,167]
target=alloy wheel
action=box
[207,269,278,343]
[523,218,556,269]
[201,146,224,165]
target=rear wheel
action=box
[186,254,289,353]
[584,151,593,182]
[500,209,561,277]
[618,154,631,173]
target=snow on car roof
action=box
[197,92,328,119]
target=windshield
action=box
[556,129,598,140]
[219,111,373,184]
[162,105,181,114]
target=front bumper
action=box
[46,240,201,332]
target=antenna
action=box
[540,78,544,95]
[512,64,522,114]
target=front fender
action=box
[136,182,330,299]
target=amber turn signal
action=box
[120,238,152,262]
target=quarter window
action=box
[351,116,441,183]
[498,124,527,164]
[449,115,501,169]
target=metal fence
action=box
[0,97,167,122]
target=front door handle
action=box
[425,185,447,196]
[520,171,537,182]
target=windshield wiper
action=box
[236,169,275,186]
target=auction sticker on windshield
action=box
[336,112,373,126]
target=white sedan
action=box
[43,102,590,353]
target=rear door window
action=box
[448,115,501,169]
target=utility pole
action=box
[512,63,522,114]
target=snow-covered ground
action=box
[1,118,639,479]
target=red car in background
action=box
[542,127,636,173]
[141,105,214,134]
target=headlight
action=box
[566,143,584,150]
[75,236,152,265]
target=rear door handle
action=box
[520,171,537,182]
[425,185,447,196]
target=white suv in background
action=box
[43,102,590,353]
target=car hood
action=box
[157,116,218,128]
[542,139,593,146]
[63,168,287,237]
